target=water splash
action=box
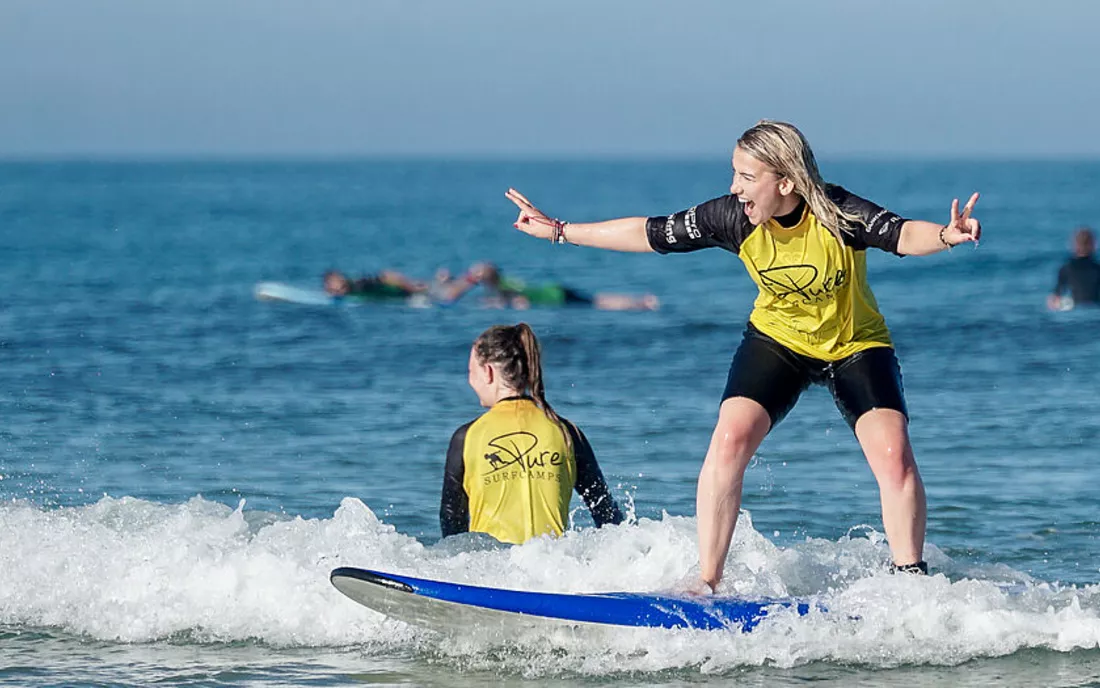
[1,495,1098,676]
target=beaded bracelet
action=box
[938,225,952,250]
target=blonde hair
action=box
[736,120,862,241]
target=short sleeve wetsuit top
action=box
[645,186,907,361]
[645,186,912,429]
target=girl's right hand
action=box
[506,188,557,240]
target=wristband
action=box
[548,218,567,245]
[938,225,952,250]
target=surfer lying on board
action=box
[322,269,428,300]
[1047,227,1100,310]
[440,323,624,544]
[507,120,983,592]
[464,262,660,311]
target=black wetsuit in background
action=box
[1053,256,1100,305]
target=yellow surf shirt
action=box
[646,185,908,361]
[448,398,575,545]
[439,397,625,544]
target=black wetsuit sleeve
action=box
[439,422,472,537]
[645,195,751,255]
[567,422,624,527]
[828,185,907,255]
[1053,263,1070,295]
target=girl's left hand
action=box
[944,192,982,246]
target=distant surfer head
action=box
[469,262,501,288]
[1073,227,1096,257]
[323,270,351,296]
[733,120,859,242]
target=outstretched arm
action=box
[568,423,625,527]
[433,268,482,304]
[897,193,982,256]
[506,188,653,253]
[379,270,429,294]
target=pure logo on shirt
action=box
[481,431,564,475]
[758,264,847,305]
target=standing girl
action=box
[506,121,981,591]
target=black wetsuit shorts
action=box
[722,323,908,430]
[562,287,593,306]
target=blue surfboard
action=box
[330,567,814,632]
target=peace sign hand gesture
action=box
[943,192,982,247]
[506,188,560,241]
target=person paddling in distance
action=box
[505,120,982,593]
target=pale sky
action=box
[2,0,1098,158]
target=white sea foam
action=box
[1,495,1098,675]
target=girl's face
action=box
[730,146,796,226]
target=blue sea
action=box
[2,159,1099,686]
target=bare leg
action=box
[853,408,926,566]
[592,293,660,311]
[696,397,772,590]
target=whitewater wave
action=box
[1,495,1098,675]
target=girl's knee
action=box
[873,453,920,491]
[710,429,755,464]
[709,403,769,466]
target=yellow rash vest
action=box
[440,397,623,544]
[645,185,908,361]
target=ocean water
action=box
[1,159,1099,686]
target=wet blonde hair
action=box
[736,120,862,242]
